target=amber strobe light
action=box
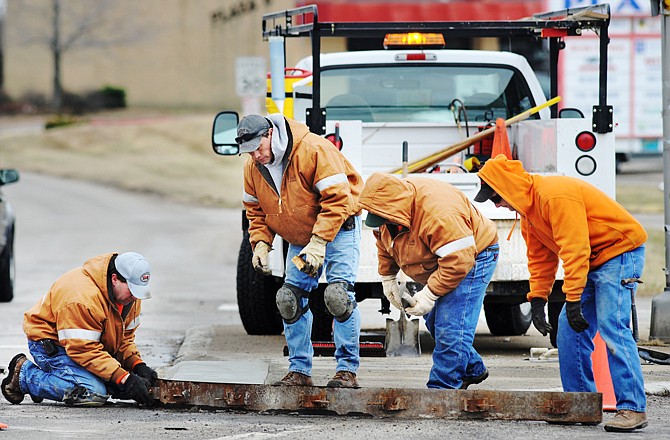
[383,33,445,49]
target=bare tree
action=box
[8,0,153,111]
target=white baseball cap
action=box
[115,252,152,300]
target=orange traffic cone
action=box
[491,118,513,159]
[592,332,617,411]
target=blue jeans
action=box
[557,246,646,412]
[20,340,109,404]
[424,244,499,389]
[283,216,361,376]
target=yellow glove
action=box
[252,241,272,276]
[402,285,439,316]
[381,275,403,310]
[295,235,328,277]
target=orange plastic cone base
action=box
[592,332,617,411]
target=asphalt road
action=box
[0,168,669,438]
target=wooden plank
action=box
[151,380,602,424]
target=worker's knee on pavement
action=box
[324,282,356,322]
[276,284,308,324]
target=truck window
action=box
[321,64,537,124]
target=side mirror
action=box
[0,169,19,186]
[212,111,240,155]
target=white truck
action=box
[212,3,615,348]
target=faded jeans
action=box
[424,243,499,389]
[283,216,361,376]
[557,245,646,412]
[20,340,108,404]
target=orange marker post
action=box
[592,332,617,411]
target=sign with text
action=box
[235,57,267,97]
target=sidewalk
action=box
[162,296,670,395]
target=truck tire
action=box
[309,285,334,341]
[483,301,532,336]
[0,227,14,303]
[236,235,284,335]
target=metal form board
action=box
[152,380,602,424]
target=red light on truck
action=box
[575,131,596,151]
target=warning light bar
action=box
[383,33,446,49]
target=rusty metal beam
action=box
[151,380,602,424]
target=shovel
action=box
[385,280,421,357]
[384,140,421,357]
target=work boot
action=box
[1,353,27,404]
[327,371,360,388]
[460,368,489,389]
[272,372,313,387]
[603,410,648,432]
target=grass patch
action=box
[616,184,664,214]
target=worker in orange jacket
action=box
[2,253,157,407]
[476,154,648,433]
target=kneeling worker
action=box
[2,252,157,406]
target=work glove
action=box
[565,300,590,333]
[530,298,553,337]
[252,241,272,276]
[381,274,403,310]
[118,373,153,406]
[295,235,328,277]
[133,363,158,386]
[402,285,439,317]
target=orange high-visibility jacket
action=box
[24,253,144,383]
[478,155,647,302]
[243,117,363,248]
[358,173,498,295]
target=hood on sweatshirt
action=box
[358,172,414,228]
[477,154,535,215]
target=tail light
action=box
[574,131,597,176]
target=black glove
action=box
[530,298,553,336]
[565,301,590,333]
[118,373,153,406]
[133,363,158,386]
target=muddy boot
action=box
[603,410,648,432]
[1,354,27,404]
[272,372,313,386]
[327,371,359,388]
[63,385,107,407]
[460,368,489,389]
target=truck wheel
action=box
[547,301,563,348]
[0,227,15,303]
[309,285,333,341]
[236,235,284,335]
[483,301,532,336]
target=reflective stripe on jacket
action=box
[358,173,498,295]
[478,154,648,302]
[23,253,143,383]
[243,117,363,247]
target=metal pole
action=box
[649,6,670,342]
[664,11,670,291]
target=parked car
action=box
[0,169,19,302]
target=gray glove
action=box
[565,301,589,333]
[252,241,272,276]
[530,298,553,336]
